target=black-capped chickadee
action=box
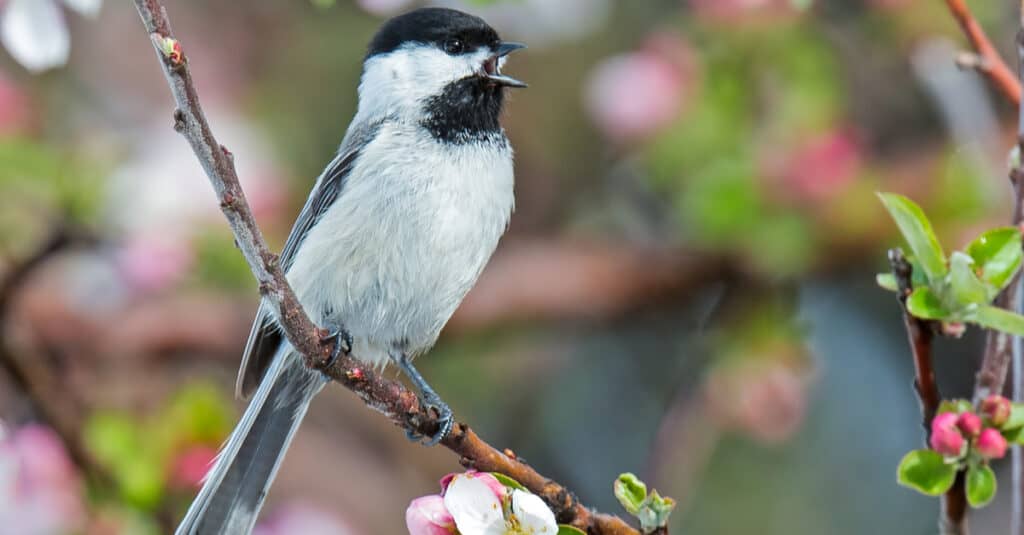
[176,8,525,534]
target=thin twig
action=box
[943,0,1022,105]
[130,2,641,533]
[888,249,966,534]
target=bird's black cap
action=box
[366,7,500,59]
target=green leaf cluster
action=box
[613,473,676,534]
[877,193,1024,336]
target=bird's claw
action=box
[320,327,353,369]
[407,393,453,446]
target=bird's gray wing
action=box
[235,120,383,399]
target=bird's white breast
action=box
[286,121,514,367]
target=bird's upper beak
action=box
[481,41,527,88]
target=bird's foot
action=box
[318,326,353,369]
[406,390,454,446]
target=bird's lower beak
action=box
[482,41,527,88]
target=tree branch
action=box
[130,1,641,533]
[0,226,110,485]
[888,249,966,534]
[943,0,1022,106]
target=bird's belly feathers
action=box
[287,127,514,367]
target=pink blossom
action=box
[767,129,862,202]
[976,428,1008,460]
[440,471,506,501]
[253,502,354,535]
[0,74,30,133]
[930,412,965,457]
[115,233,194,293]
[0,424,86,535]
[168,445,217,490]
[981,395,1012,427]
[406,495,456,535]
[704,361,808,445]
[956,412,982,438]
[584,35,695,142]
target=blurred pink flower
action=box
[976,428,1008,460]
[689,0,801,24]
[0,73,30,133]
[0,424,86,535]
[357,0,416,16]
[955,412,982,438]
[115,233,194,293]
[253,502,354,535]
[168,444,217,490]
[406,495,455,535]
[584,34,696,142]
[981,395,1012,427]
[768,129,862,202]
[704,361,809,445]
[0,0,101,73]
[929,412,965,457]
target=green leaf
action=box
[614,473,647,515]
[557,526,587,535]
[949,252,994,305]
[938,399,974,415]
[967,305,1024,336]
[877,273,898,292]
[897,449,957,496]
[966,464,997,508]
[1004,425,1024,444]
[906,287,952,320]
[878,192,948,283]
[1003,402,1024,431]
[966,227,1023,292]
[490,472,527,492]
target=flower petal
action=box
[444,474,506,535]
[406,495,455,535]
[510,490,557,534]
[1,0,69,72]
[61,0,102,18]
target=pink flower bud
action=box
[956,412,982,438]
[981,395,1012,427]
[405,495,455,535]
[977,428,1009,460]
[930,412,965,456]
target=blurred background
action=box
[0,0,1021,533]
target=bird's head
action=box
[357,8,526,127]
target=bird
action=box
[175,7,525,534]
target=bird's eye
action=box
[443,38,465,54]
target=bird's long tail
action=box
[175,347,328,535]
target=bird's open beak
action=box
[482,41,527,88]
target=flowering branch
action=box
[130,1,643,533]
[887,249,967,534]
[943,0,1021,106]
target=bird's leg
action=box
[390,349,453,446]
[318,322,353,370]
